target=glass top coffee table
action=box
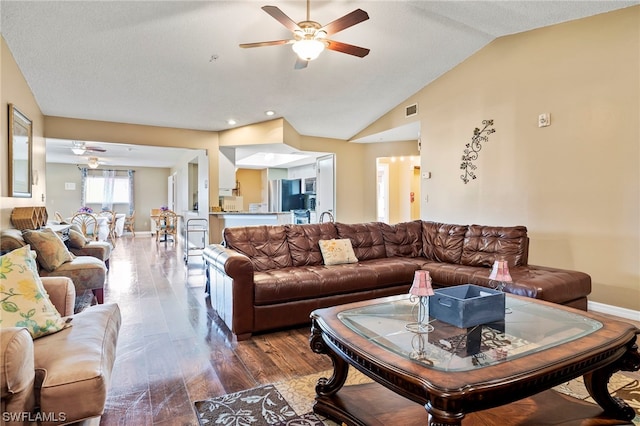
[310,294,640,426]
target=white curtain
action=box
[102,169,116,211]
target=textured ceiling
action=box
[2,1,636,166]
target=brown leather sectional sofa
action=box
[203,220,591,340]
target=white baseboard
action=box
[588,301,640,322]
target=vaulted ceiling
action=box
[3,1,636,165]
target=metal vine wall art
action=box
[460,119,496,184]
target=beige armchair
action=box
[0,228,107,304]
[0,277,121,426]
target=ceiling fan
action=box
[239,0,370,69]
[71,141,106,155]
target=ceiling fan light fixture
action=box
[71,141,86,155]
[292,39,325,61]
[88,156,99,169]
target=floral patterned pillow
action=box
[318,239,358,266]
[22,228,73,272]
[0,246,70,338]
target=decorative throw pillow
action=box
[68,229,88,249]
[22,228,73,272]
[318,239,358,266]
[0,246,70,338]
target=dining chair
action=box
[54,211,65,223]
[124,210,136,237]
[156,210,178,244]
[71,213,99,241]
[98,210,118,247]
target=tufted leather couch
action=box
[203,220,591,340]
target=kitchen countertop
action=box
[209,211,293,215]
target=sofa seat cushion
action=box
[39,256,106,292]
[422,262,493,288]
[423,262,591,305]
[254,258,421,306]
[358,257,421,286]
[69,241,111,263]
[503,265,592,305]
[254,265,377,305]
[34,303,121,426]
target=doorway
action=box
[376,156,420,224]
[316,154,335,221]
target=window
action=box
[84,174,130,204]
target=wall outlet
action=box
[538,113,551,127]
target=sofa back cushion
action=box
[460,225,529,267]
[335,222,386,261]
[381,220,423,258]
[0,228,26,252]
[286,223,339,267]
[421,221,467,264]
[223,225,292,272]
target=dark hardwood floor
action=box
[100,234,332,426]
[99,233,640,426]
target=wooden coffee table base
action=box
[314,382,634,426]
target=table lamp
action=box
[406,270,435,333]
[489,259,512,291]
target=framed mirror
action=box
[8,104,33,198]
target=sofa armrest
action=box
[41,276,76,316]
[203,244,255,339]
[0,327,36,421]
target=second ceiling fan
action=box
[240,0,370,69]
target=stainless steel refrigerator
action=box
[268,179,303,212]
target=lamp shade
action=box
[409,270,434,297]
[88,157,99,169]
[292,39,325,61]
[489,259,512,282]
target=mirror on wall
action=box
[8,104,33,198]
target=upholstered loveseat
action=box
[0,255,120,425]
[203,220,591,340]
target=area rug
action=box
[195,369,640,425]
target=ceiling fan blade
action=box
[262,5,301,32]
[239,40,292,48]
[294,58,309,70]
[86,146,106,152]
[326,40,370,58]
[320,9,369,36]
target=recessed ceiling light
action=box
[227,119,237,125]
[265,110,275,116]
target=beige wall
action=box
[235,168,263,210]
[1,37,46,229]
[358,7,640,310]
[43,115,220,208]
